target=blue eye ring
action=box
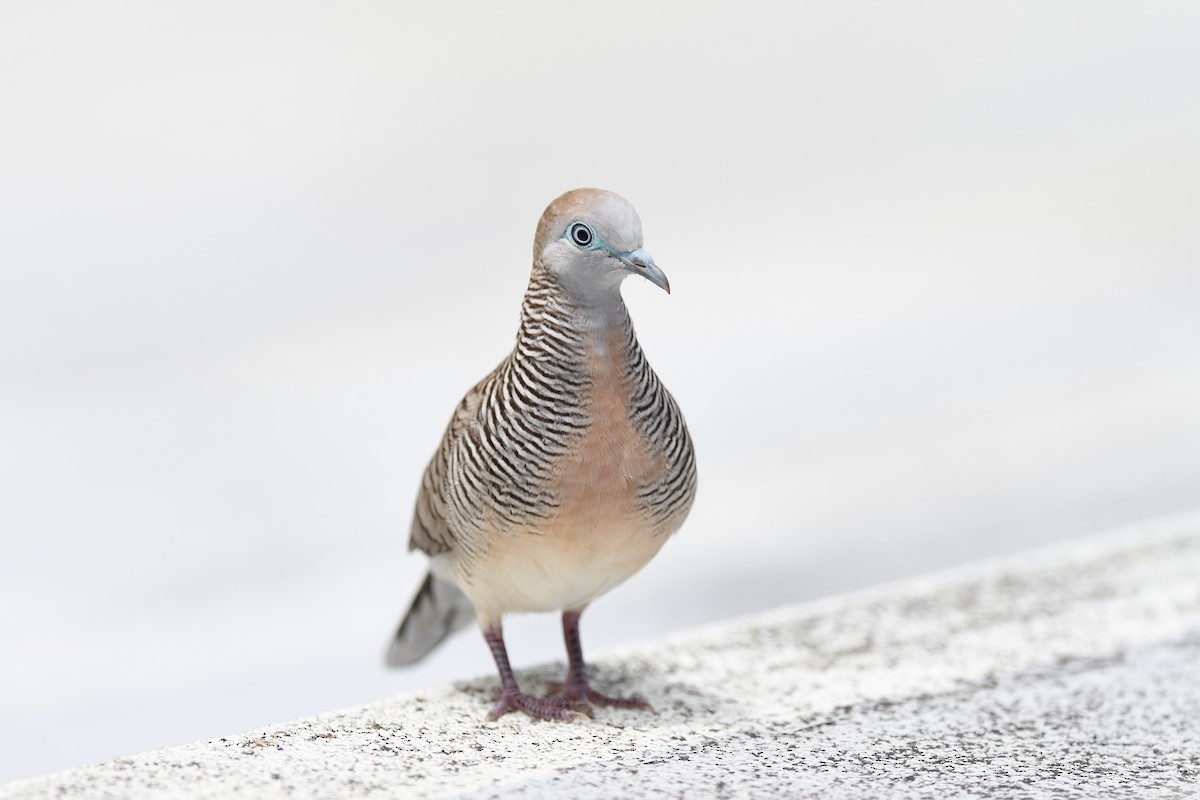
[567,222,594,248]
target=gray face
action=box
[535,189,670,300]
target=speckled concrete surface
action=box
[5,514,1200,799]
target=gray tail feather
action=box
[386,572,476,667]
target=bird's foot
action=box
[544,679,655,713]
[486,686,590,722]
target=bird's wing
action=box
[407,369,495,556]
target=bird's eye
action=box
[568,222,594,248]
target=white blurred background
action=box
[2,0,1199,783]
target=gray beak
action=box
[620,248,671,294]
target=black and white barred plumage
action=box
[408,266,695,561]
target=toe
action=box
[584,688,655,712]
[486,690,590,722]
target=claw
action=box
[545,680,655,713]
[486,687,590,722]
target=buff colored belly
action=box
[460,512,667,620]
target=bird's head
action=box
[533,188,670,300]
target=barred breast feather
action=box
[406,266,696,614]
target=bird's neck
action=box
[572,297,633,351]
[516,269,634,363]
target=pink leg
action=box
[482,624,588,722]
[545,610,654,712]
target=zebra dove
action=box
[386,188,697,721]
